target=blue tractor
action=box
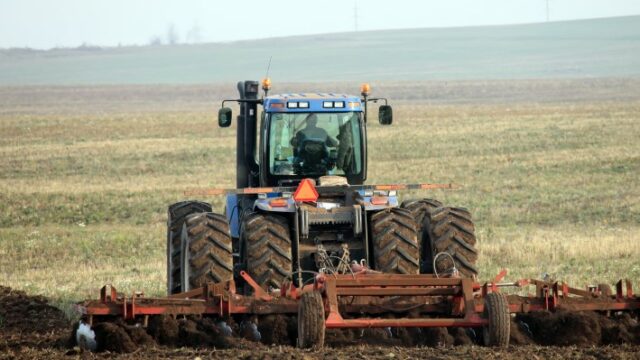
[166,80,478,295]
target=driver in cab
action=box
[291,113,338,148]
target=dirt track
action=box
[1,285,640,359]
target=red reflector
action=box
[293,178,319,202]
[269,198,288,207]
[370,196,388,205]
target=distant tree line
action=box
[148,23,203,46]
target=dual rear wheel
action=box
[166,201,233,293]
[167,201,212,294]
[401,198,479,278]
[180,212,234,291]
[168,205,295,295]
[240,212,293,291]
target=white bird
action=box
[75,322,97,351]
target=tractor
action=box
[77,80,639,350]
[166,79,478,295]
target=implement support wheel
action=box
[483,292,510,347]
[297,291,325,349]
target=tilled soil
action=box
[2,286,640,359]
[0,286,69,351]
[5,344,640,360]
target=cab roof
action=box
[264,93,362,113]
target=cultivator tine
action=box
[100,284,117,303]
[616,280,623,299]
[239,270,272,301]
[484,269,511,294]
[493,269,508,284]
[616,279,635,300]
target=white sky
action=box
[1,0,640,49]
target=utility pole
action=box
[354,2,359,32]
[546,0,550,22]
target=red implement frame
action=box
[77,271,640,328]
[321,274,486,328]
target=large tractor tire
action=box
[426,207,479,278]
[167,201,212,294]
[241,213,292,291]
[401,198,443,225]
[371,208,420,274]
[401,198,443,273]
[180,212,233,292]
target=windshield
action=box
[268,112,362,177]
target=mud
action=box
[123,324,155,347]
[93,322,137,353]
[258,315,295,345]
[147,314,179,345]
[509,319,534,345]
[8,344,640,360]
[146,315,256,349]
[0,286,69,351]
[516,311,640,346]
[0,286,68,334]
[77,311,640,353]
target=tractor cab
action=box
[218,80,392,188]
[261,94,366,186]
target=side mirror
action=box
[218,107,232,127]
[378,105,393,125]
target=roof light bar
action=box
[287,101,309,109]
[322,101,345,108]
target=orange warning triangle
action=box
[293,178,319,202]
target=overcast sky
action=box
[1,0,640,49]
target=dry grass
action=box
[0,84,638,310]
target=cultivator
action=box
[77,270,640,348]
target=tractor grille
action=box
[299,205,362,238]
